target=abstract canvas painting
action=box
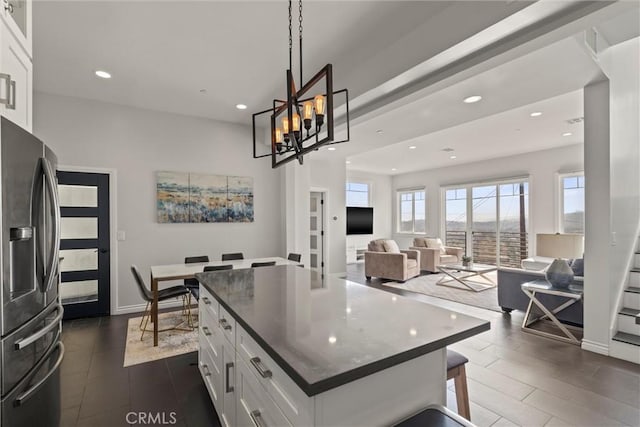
[189,174,228,222]
[156,172,254,223]
[227,176,254,223]
[157,172,190,223]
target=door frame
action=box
[58,165,118,315]
[310,187,329,277]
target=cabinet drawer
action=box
[236,356,292,427]
[218,304,235,346]
[199,341,222,411]
[237,325,314,425]
[199,285,219,320]
[198,305,219,351]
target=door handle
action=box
[225,362,234,393]
[15,342,64,406]
[219,318,232,331]
[249,357,272,379]
[250,410,267,427]
[15,304,63,350]
[0,72,10,106]
[7,79,15,110]
[42,158,61,293]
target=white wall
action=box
[583,79,611,354]
[34,92,284,313]
[391,144,584,250]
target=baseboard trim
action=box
[114,299,184,316]
[581,339,609,355]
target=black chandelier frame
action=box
[252,0,350,169]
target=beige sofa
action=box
[410,237,464,273]
[364,239,420,282]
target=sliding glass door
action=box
[443,179,528,267]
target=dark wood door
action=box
[56,171,110,319]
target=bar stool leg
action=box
[453,365,470,420]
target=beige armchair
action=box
[364,239,420,282]
[410,237,464,273]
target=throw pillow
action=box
[382,240,401,253]
[570,258,584,277]
[413,238,427,247]
[425,238,446,255]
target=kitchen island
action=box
[196,265,489,426]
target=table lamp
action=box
[536,233,584,288]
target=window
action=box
[398,189,425,233]
[346,182,370,207]
[560,173,585,234]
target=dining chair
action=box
[287,253,302,262]
[204,265,234,272]
[131,265,194,341]
[184,256,209,326]
[251,261,276,268]
[221,252,244,261]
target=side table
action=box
[521,280,583,345]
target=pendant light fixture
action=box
[252,0,350,168]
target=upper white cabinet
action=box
[0,0,31,131]
[1,0,31,58]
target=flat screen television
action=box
[346,207,373,235]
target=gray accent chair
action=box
[410,237,464,273]
[497,267,583,325]
[364,239,420,282]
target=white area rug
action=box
[382,272,501,312]
[123,311,197,367]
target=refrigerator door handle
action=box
[41,157,61,293]
[15,341,64,406]
[14,304,63,350]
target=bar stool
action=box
[447,349,470,421]
[394,404,476,427]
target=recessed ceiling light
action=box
[442,147,455,152]
[376,129,384,134]
[562,132,573,137]
[345,160,351,164]
[236,104,247,110]
[199,89,207,94]
[409,328,417,336]
[328,147,336,151]
[391,168,397,171]
[95,70,111,79]
[450,155,457,159]
[530,111,542,117]
[463,95,482,104]
[409,145,417,150]
[328,336,337,344]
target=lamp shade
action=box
[536,233,584,259]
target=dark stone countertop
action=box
[196,265,490,396]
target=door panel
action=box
[1,117,45,336]
[57,171,110,319]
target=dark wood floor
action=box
[60,265,640,427]
[60,314,220,427]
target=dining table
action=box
[148,256,300,346]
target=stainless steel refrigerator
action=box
[1,117,63,426]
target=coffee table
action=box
[437,263,497,292]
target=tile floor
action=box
[60,265,640,427]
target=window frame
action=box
[557,171,585,234]
[396,188,426,234]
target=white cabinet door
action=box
[0,23,31,131]
[220,341,236,427]
[1,0,31,58]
